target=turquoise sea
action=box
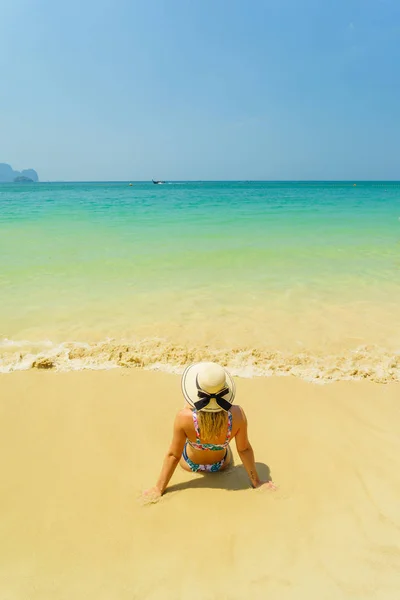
[1,181,399,381]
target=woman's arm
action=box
[145,413,187,499]
[235,408,275,489]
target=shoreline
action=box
[1,337,399,383]
[1,370,399,598]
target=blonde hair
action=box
[197,410,228,441]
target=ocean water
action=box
[1,181,399,381]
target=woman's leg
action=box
[219,446,233,471]
[180,443,197,472]
[179,456,193,472]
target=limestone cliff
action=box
[0,163,39,182]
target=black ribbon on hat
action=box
[194,375,232,412]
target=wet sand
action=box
[0,370,399,599]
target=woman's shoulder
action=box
[231,405,246,423]
[175,407,193,428]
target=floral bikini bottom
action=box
[182,442,228,473]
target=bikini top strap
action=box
[225,411,233,443]
[192,410,201,441]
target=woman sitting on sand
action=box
[145,362,275,500]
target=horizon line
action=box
[15,178,400,184]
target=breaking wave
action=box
[1,337,399,383]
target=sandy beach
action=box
[0,370,399,599]
[2,0,400,595]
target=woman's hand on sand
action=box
[254,480,277,491]
[141,487,163,504]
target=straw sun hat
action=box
[181,362,236,412]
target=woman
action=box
[145,362,275,500]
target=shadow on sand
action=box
[166,462,272,494]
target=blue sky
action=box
[1,0,399,180]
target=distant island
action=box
[0,163,39,183]
[13,175,36,183]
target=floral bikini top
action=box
[187,410,233,451]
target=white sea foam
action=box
[1,337,399,383]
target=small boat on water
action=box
[152,179,165,185]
